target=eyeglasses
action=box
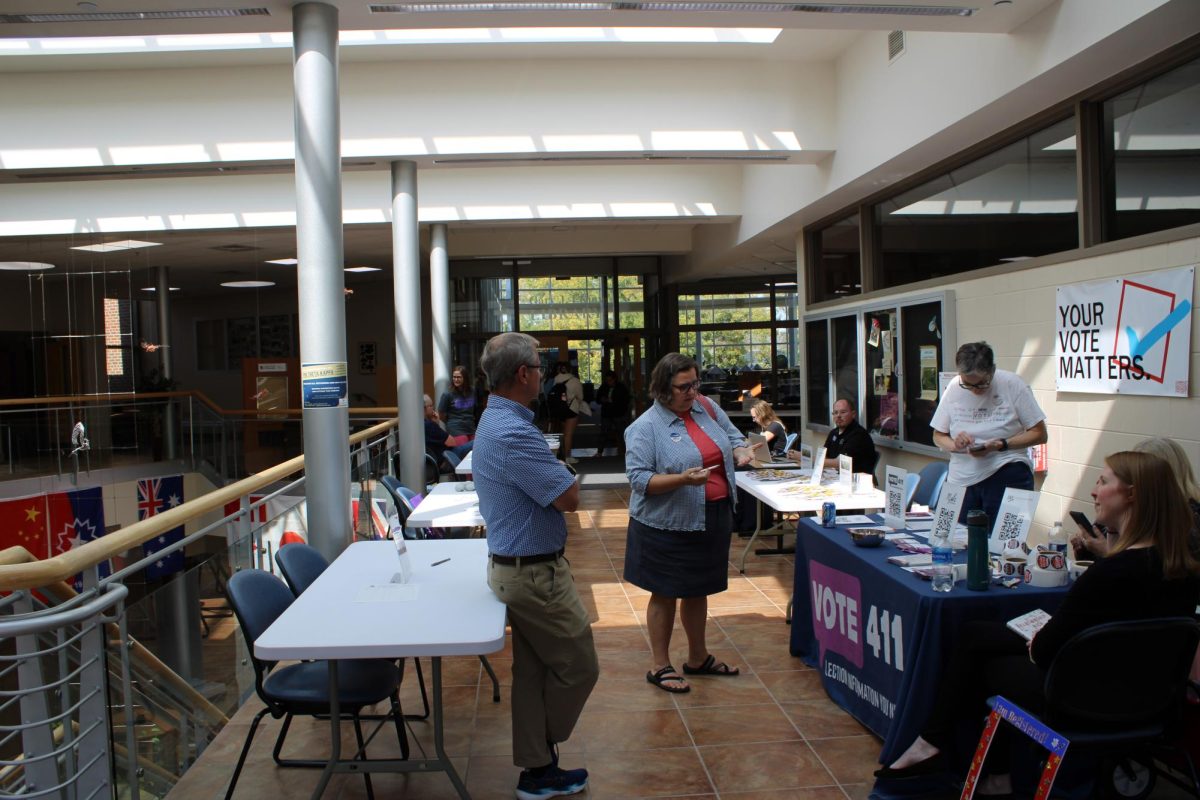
[522,363,544,373]
[960,376,992,390]
[672,379,701,393]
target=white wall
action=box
[802,233,1200,543]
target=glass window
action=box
[863,309,899,440]
[616,275,645,329]
[1102,55,1200,241]
[900,301,944,448]
[518,276,602,331]
[677,291,772,326]
[452,277,513,334]
[876,116,1078,288]
[831,315,859,413]
[805,319,829,426]
[810,214,861,302]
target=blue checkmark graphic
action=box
[1125,299,1192,358]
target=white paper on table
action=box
[809,447,827,486]
[356,584,420,603]
[930,482,966,544]
[838,455,853,490]
[905,520,934,532]
[835,514,875,525]
[883,466,907,529]
[884,532,911,540]
[392,536,413,583]
[798,442,814,470]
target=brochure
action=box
[1006,608,1052,641]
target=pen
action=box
[431,558,451,567]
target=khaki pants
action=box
[487,556,599,768]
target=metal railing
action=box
[0,417,401,798]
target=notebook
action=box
[1006,608,1052,641]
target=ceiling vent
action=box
[372,2,973,15]
[0,8,270,24]
[888,29,905,61]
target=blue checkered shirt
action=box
[625,398,747,531]
[473,395,577,557]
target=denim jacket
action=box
[625,398,746,531]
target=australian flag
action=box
[138,475,184,580]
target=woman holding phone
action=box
[877,451,1200,793]
[624,353,755,693]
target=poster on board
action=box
[1055,266,1193,396]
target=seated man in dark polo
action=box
[473,331,599,800]
[793,398,877,474]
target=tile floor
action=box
[165,487,1193,800]
[170,487,881,799]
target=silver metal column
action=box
[392,161,426,492]
[294,2,351,562]
[430,222,451,405]
[155,265,177,460]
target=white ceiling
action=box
[0,0,1062,292]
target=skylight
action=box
[0,26,779,56]
[71,239,161,252]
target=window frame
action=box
[804,290,956,457]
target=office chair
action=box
[224,569,409,800]
[904,473,921,511]
[783,432,798,453]
[911,460,949,509]
[379,475,423,540]
[987,617,1200,798]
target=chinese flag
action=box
[0,495,51,560]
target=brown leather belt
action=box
[489,549,564,566]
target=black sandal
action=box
[682,654,740,676]
[646,664,690,693]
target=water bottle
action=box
[930,522,954,593]
[966,509,990,591]
[1047,521,1067,555]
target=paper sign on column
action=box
[798,443,814,470]
[883,466,907,529]
[838,455,853,490]
[809,447,827,486]
[391,536,413,584]
[990,488,1040,554]
[929,482,966,543]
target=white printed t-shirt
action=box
[930,368,1045,488]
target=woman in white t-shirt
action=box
[930,341,1048,527]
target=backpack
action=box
[547,380,570,417]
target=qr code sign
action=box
[1177,380,1188,395]
[997,512,1024,544]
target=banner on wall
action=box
[1055,266,1194,396]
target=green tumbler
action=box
[966,509,990,591]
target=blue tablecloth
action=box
[790,515,1069,764]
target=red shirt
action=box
[680,412,729,501]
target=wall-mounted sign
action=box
[1056,266,1193,396]
[301,361,348,408]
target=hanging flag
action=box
[138,475,185,579]
[0,494,52,560]
[47,487,109,591]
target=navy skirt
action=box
[624,499,733,598]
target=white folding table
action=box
[455,450,473,475]
[735,469,886,572]
[254,539,506,799]
[405,482,486,532]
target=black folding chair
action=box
[224,569,409,799]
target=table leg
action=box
[433,657,470,799]
[737,499,765,573]
[311,660,341,800]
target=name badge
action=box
[670,432,682,443]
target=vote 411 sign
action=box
[1055,266,1193,396]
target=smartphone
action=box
[695,465,718,475]
[968,442,987,452]
[1068,510,1094,536]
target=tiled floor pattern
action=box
[171,488,881,799]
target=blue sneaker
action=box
[515,764,588,799]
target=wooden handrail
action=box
[0,390,397,418]
[0,418,398,591]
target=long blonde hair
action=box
[1106,451,1199,579]
[751,400,785,432]
[1134,437,1200,504]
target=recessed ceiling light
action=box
[71,239,161,253]
[266,257,298,265]
[0,261,55,271]
[140,286,181,292]
[220,280,275,288]
[345,266,382,273]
